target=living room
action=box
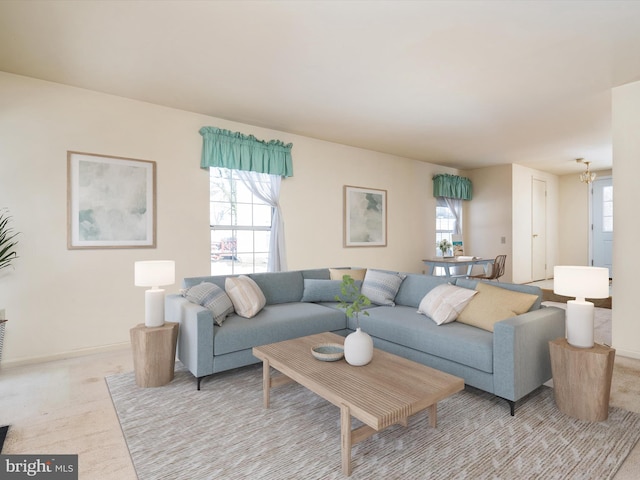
[1,1,640,479]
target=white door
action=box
[592,177,613,277]
[531,178,547,281]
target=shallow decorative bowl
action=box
[311,343,344,362]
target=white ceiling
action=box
[2,0,640,175]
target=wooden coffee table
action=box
[253,332,464,476]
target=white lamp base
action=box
[566,299,594,348]
[145,288,166,327]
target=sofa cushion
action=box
[214,303,348,355]
[225,276,267,318]
[301,279,363,303]
[394,274,453,308]
[417,283,477,325]
[358,305,494,374]
[249,271,304,304]
[457,282,538,332]
[182,282,234,326]
[301,268,331,280]
[361,270,406,306]
[329,268,367,281]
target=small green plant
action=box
[0,209,19,272]
[335,275,371,329]
[438,238,452,255]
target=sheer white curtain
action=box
[443,197,462,235]
[236,170,287,272]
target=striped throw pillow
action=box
[225,275,267,318]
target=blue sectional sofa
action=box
[165,268,565,414]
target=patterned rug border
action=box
[107,363,640,479]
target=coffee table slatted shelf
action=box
[253,332,464,476]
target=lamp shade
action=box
[553,266,609,300]
[134,260,175,288]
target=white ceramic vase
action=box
[344,327,373,366]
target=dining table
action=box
[422,256,494,278]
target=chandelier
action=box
[576,158,596,184]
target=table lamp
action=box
[135,260,175,327]
[553,265,609,348]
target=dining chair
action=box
[468,254,506,281]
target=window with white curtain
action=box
[210,168,272,275]
[435,197,462,256]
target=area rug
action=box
[106,363,640,480]
[542,288,612,309]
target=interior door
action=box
[531,178,547,281]
[591,177,613,277]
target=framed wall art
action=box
[67,151,156,249]
[343,185,387,247]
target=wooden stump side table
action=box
[549,337,615,422]
[130,322,179,388]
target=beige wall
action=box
[463,165,513,283]
[612,80,640,359]
[0,72,455,364]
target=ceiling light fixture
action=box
[576,158,596,184]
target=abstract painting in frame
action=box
[67,151,156,249]
[344,185,387,247]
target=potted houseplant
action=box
[335,275,373,366]
[0,208,19,362]
[438,238,452,257]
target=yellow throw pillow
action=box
[329,268,367,281]
[456,282,538,332]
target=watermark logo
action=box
[0,455,77,479]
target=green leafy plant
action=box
[0,209,19,272]
[438,238,452,255]
[335,274,371,329]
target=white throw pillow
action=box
[417,284,478,325]
[225,275,267,319]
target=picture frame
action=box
[67,151,156,249]
[343,185,387,247]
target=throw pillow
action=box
[182,282,234,326]
[456,282,539,332]
[225,275,267,319]
[361,270,406,306]
[301,279,363,303]
[329,268,367,281]
[417,284,478,325]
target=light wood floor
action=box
[1,346,639,479]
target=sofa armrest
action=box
[493,306,565,402]
[165,294,215,379]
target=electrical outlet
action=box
[500,236,506,244]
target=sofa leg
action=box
[197,376,203,391]
[506,399,515,416]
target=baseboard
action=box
[0,342,130,368]
[616,348,640,361]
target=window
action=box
[436,197,456,256]
[210,168,272,275]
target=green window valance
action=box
[433,174,473,200]
[199,126,293,177]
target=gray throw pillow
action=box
[361,270,406,306]
[182,282,234,326]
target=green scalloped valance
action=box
[199,126,293,177]
[433,174,472,200]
